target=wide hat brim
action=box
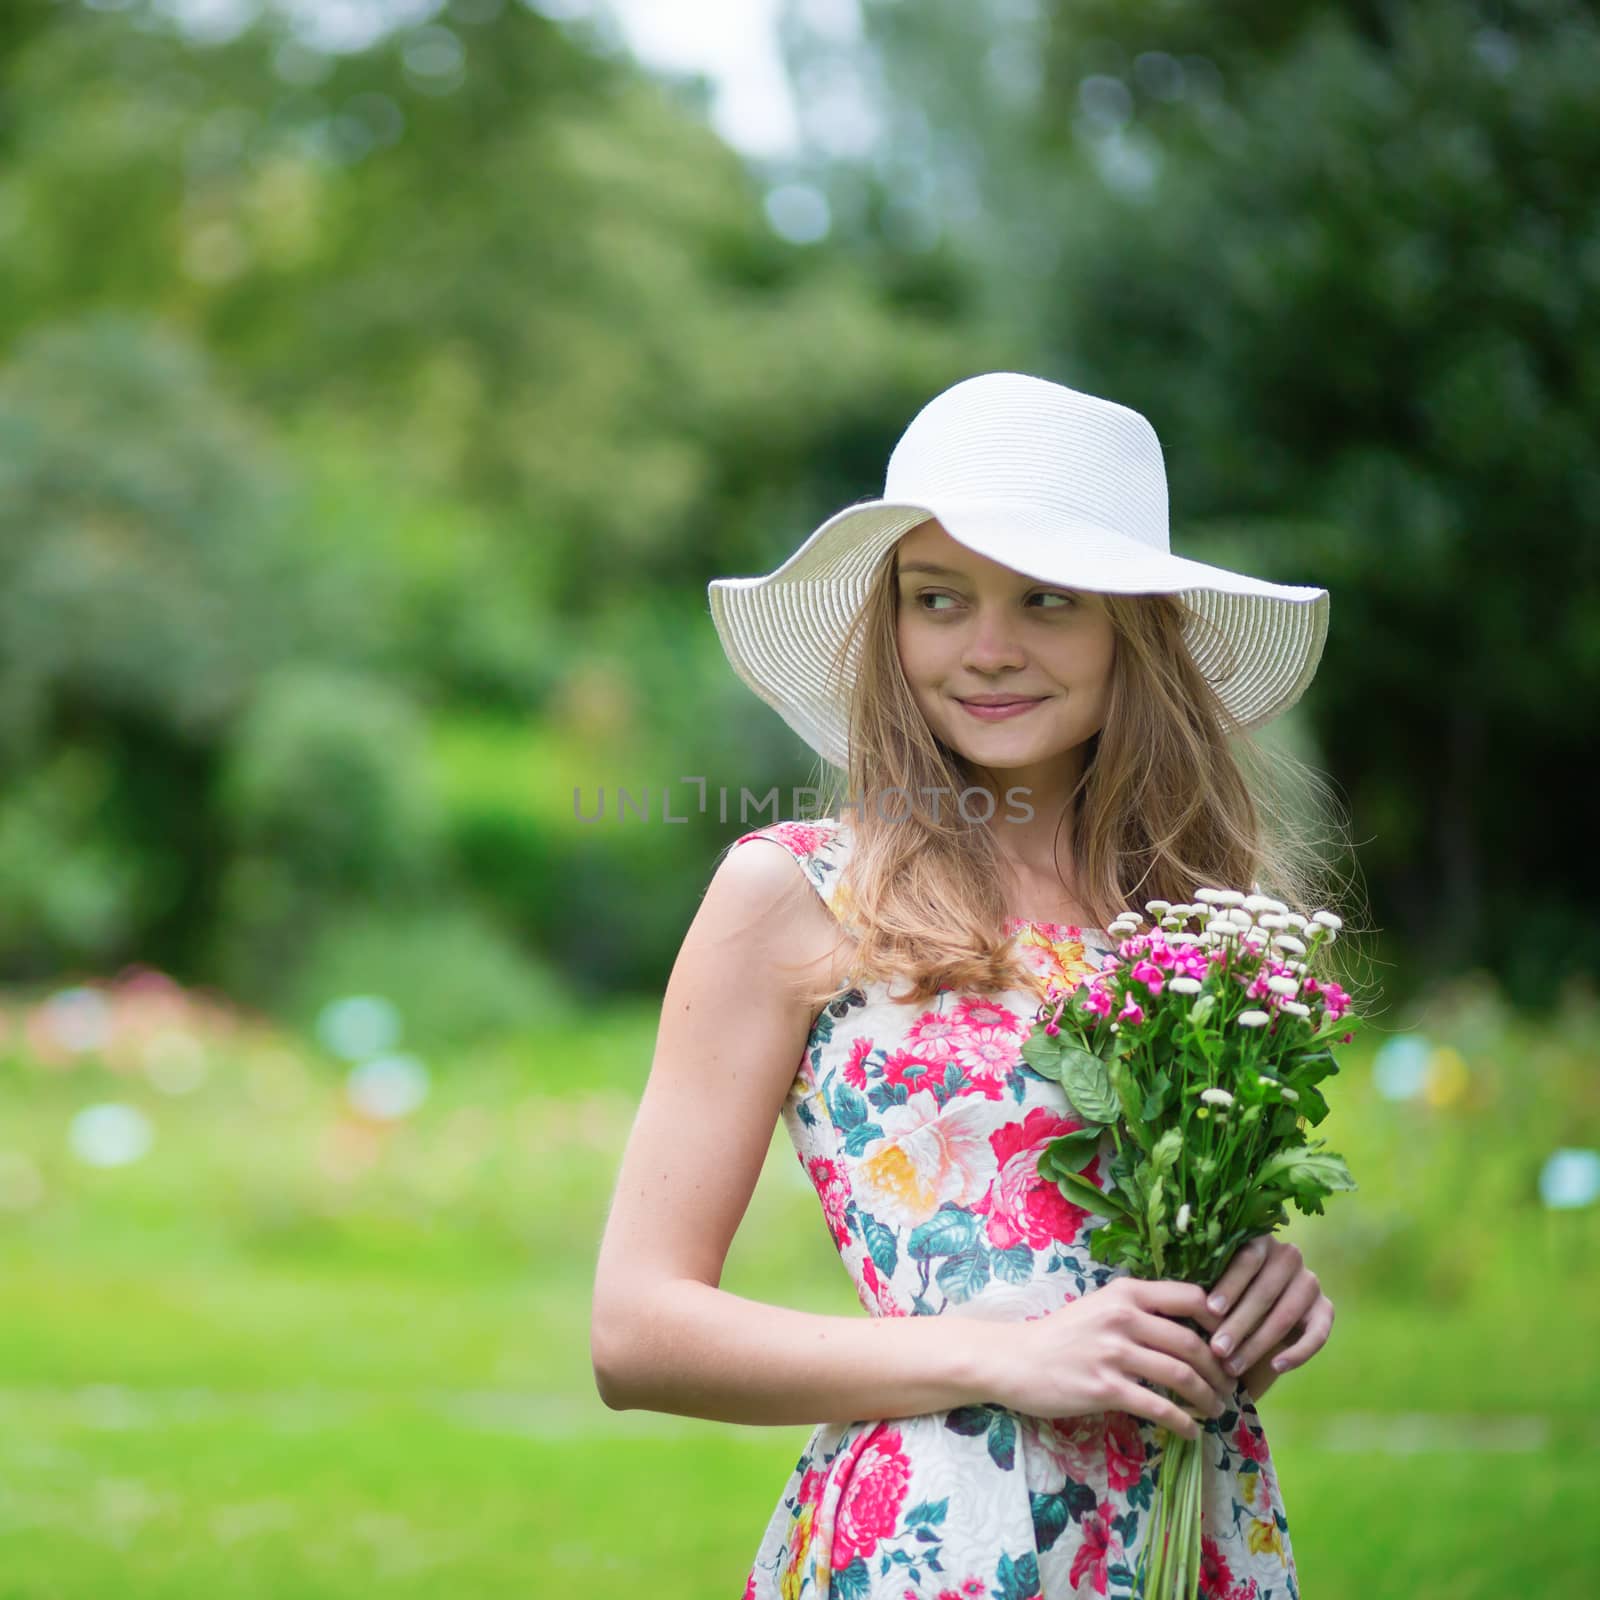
[708,495,1329,771]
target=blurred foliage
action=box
[773,0,1600,1008]
[0,0,974,1022]
[0,0,1590,1027]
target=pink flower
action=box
[1068,1498,1123,1594]
[807,1156,852,1252]
[1118,996,1144,1025]
[1199,1535,1236,1599]
[975,1106,1099,1250]
[1232,1417,1269,1465]
[831,1427,912,1568]
[1082,982,1116,1019]
[882,1047,942,1096]
[843,1034,874,1090]
[1130,959,1166,995]
[1105,1412,1147,1491]
[953,995,1023,1033]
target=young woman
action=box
[592,373,1351,1599]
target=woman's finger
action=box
[1226,1273,1323,1376]
[1263,1293,1335,1375]
[1210,1245,1302,1370]
[1204,1234,1272,1316]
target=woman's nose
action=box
[962,607,1027,672]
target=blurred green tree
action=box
[779,0,1600,1005]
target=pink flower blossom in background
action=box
[1118,996,1145,1025]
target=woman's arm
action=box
[590,839,1001,1426]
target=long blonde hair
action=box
[784,529,1371,1012]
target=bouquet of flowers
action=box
[1019,887,1361,1600]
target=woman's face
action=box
[893,518,1116,775]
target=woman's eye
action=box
[914,590,1075,613]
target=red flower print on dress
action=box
[951,1021,1027,1097]
[843,1034,874,1090]
[1105,1411,1147,1491]
[742,1571,757,1600]
[951,994,1024,1034]
[902,1010,968,1063]
[830,1427,911,1569]
[882,1046,943,1096]
[1199,1535,1262,1598]
[1232,1417,1269,1465]
[973,1105,1101,1251]
[807,1156,852,1252]
[1068,1497,1123,1594]
[756,820,832,859]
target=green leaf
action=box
[1144,1167,1170,1276]
[1255,1143,1357,1196]
[1059,1044,1118,1124]
[1040,1127,1102,1178]
[1053,1168,1131,1219]
[1189,993,1217,1026]
[1107,1054,1149,1148]
[1019,1029,1065,1080]
[1149,1126,1183,1175]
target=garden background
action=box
[0,0,1596,1593]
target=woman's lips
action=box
[956,698,1044,721]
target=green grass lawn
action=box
[0,984,1596,1594]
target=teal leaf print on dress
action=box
[862,1212,899,1277]
[995,1550,1042,1599]
[992,1242,1034,1284]
[985,1411,1018,1470]
[832,1556,871,1599]
[935,1245,990,1303]
[907,1205,979,1259]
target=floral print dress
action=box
[732,816,1298,1600]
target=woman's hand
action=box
[988,1277,1238,1441]
[1197,1235,1334,1402]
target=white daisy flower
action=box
[1279,1086,1300,1102]
[1205,918,1237,938]
[1168,976,1203,994]
[1175,1202,1192,1234]
[1280,1000,1311,1017]
[1213,890,1248,908]
[1194,887,1226,904]
[1243,894,1278,913]
[1257,1074,1280,1087]
[1237,1010,1271,1028]
[1282,912,1308,932]
[1312,910,1343,930]
[1200,1087,1235,1107]
[1266,975,1299,998]
[1271,934,1307,955]
[1255,913,1288,930]
[1145,899,1172,916]
[1226,908,1254,929]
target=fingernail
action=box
[1208,1295,1226,1313]
[1227,1357,1244,1375]
[1214,1333,1232,1356]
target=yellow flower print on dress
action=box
[1246,1515,1285,1561]
[1004,919,1103,997]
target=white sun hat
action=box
[707,370,1329,771]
